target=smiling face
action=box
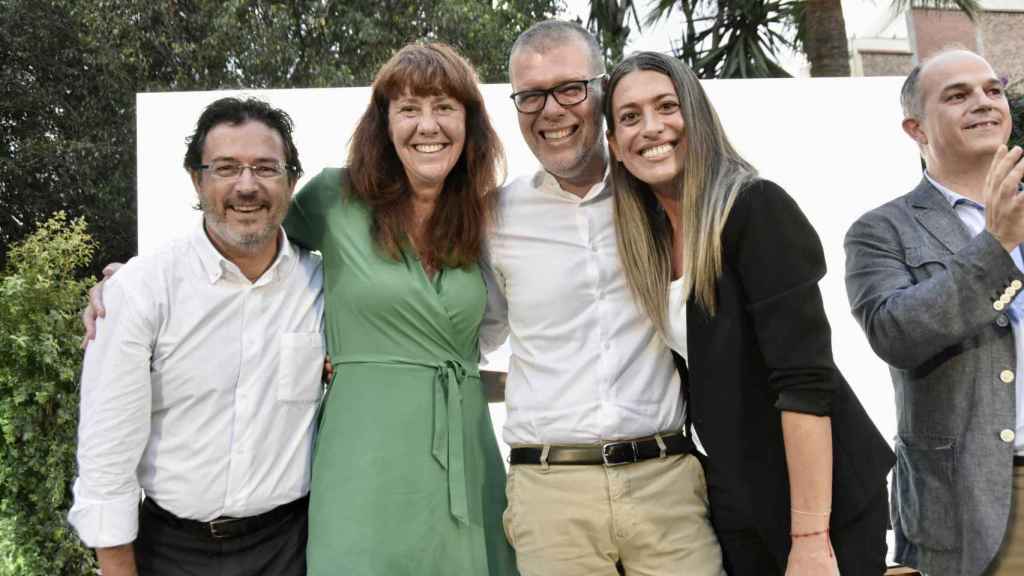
[388,91,466,197]
[509,39,606,191]
[192,120,294,258]
[908,51,1011,171]
[607,70,687,197]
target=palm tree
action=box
[586,0,643,65]
[587,0,982,78]
[649,0,797,78]
[796,0,981,77]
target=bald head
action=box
[902,49,997,119]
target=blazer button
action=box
[997,314,1010,328]
[995,301,1006,311]
[1001,370,1015,384]
[1000,294,1013,305]
[1014,279,1023,291]
[1001,429,1016,443]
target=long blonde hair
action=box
[605,52,757,332]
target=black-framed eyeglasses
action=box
[197,160,293,180]
[510,75,607,114]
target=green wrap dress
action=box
[283,168,516,576]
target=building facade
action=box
[850,0,1024,91]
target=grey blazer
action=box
[844,178,1022,575]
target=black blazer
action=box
[680,179,894,569]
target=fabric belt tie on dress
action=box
[332,356,475,526]
[432,359,470,525]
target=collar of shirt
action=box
[925,170,1024,210]
[190,221,295,286]
[535,166,610,203]
[925,171,984,210]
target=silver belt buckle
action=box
[601,440,638,467]
[208,517,237,539]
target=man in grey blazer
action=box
[845,49,1024,575]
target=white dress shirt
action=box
[69,221,325,548]
[666,277,689,361]
[481,169,684,445]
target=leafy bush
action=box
[0,212,96,576]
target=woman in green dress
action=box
[282,43,516,575]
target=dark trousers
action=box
[134,498,308,576]
[717,487,890,576]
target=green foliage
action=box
[0,0,561,278]
[586,0,642,67]
[0,213,96,576]
[600,0,982,78]
[637,0,798,78]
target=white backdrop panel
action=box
[137,78,920,456]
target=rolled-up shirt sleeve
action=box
[68,276,154,548]
[479,249,510,355]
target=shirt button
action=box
[997,314,1010,328]
[1000,370,1015,384]
[1000,429,1016,443]
[603,341,611,351]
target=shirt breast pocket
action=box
[278,332,324,403]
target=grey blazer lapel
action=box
[909,177,972,254]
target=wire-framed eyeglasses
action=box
[198,161,293,180]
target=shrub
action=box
[0,212,96,576]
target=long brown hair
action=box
[347,42,505,267]
[605,52,757,330]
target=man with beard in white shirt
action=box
[482,20,723,576]
[69,97,324,576]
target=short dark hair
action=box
[183,97,303,180]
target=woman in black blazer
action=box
[603,52,894,575]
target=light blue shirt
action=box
[926,172,1024,453]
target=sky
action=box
[560,0,897,76]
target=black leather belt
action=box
[509,432,695,466]
[142,495,308,539]
[1014,455,1024,467]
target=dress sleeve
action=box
[284,168,344,252]
[728,179,841,415]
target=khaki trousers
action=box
[503,452,724,576]
[985,464,1024,575]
